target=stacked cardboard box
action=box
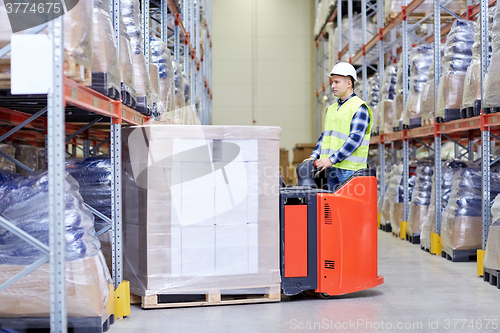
[122,125,281,296]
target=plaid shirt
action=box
[310,93,370,165]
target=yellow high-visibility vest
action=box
[320,95,373,171]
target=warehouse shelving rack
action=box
[315,0,497,270]
[145,0,212,124]
[0,0,212,331]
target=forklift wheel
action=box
[317,293,331,299]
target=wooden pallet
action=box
[65,55,92,86]
[421,118,434,126]
[136,284,281,309]
[380,222,392,233]
[0,58,10,89]
[385,11,457,25]
[406,233,420,245]
[391,231,400,239]
[483,267,500,289]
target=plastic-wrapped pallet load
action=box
[379,64,398,134]
[122,0,152,115]
[13,144,38,176]
[419,44,444,126]
[368,75,380,134]
[441,165,500,252]
[0,0,93,86]
[66,157,113,270]
[407,162,433,237]
[482,2,500,112]
[484,194,500,270]
[122,125,281,297]
[384,0,466,21]
[461,9,494,116]
[332,17,377,66]
[119,11,137,108]
[173,61,186,109]
[391,60,405,131]
[0,171,113,318]
[436,20,475,122]
[402,44,433,129]
[377,165,392,218]
[0,143,16,173]
[91,0,121,100]
[380,164,415,234]
[420,160,473,250]
[150,39,175,112]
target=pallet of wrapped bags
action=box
[0,0,93,87]
[482,1,500,114]
[436,20,475,122]
[441,165,500,261]
[407,162,433,242]
[0,171,113,330]
[391,60,404,132]
[402,45,433,129]
[379,64,398,134]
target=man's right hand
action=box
[303,157,315,163]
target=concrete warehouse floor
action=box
[113,231,500,333]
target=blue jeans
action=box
[327,167,355,191]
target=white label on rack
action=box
[11,35,52,95]
[93,97,98,108]
[122,109,126,118]
[110,104,113,113]
[71,88,77,100]
[423,84,430,101]
[467,70,472,86]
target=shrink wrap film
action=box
[482,3,500,108]
[122,125,282,296]
[441,165,500,251]
[92,0,121,96]
[407,164,433,236]
[379,64,398,134]
[436,20,475,120]
[402,45,433,127]
[0,252,113,318]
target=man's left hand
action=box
[314,158,333,172]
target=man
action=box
[305,62,373,191]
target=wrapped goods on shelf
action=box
[407,163,433,236]
[420,160,471,250]
[151,39,175,110]
[379,64,398,134]
[120,12,136,106]
[314,0,336,37]
[380,164,415,234]
[325,23,335,71]
[484,194,500,270]
[0,171,101,265]
[368,75,380,134]
[122,125,281,296]
[13,144,38,176]
[462,9,493,112]
[482,3,500,109]
[0,143,16,173]
[122,0,152,114]
[402,45,433,129]
[91,0,121,99]
[391,60,405,131]
[377,165,392,215]
[436,20,475,122]
[441,165,500,251]
[173,61,186,109]
[420,44,445,126]
[183,73,190,104]
[0,1,93,84]
[331,17,377,66]
[384,0,466,21]
[0,251,113,318]
[66,157,112,269]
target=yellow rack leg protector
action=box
[115,280,131,320]
[400,221,407,240]
[477,250,485,277]
[430,233,441,255]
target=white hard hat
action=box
[328,62,358,81]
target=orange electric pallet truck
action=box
[280,161,384,296]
